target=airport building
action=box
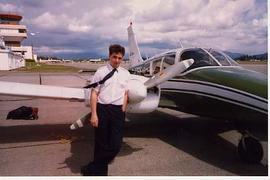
[0,13,35,70]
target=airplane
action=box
[126,23,267,164]
[89,58,102,63]
[0,22,267,164]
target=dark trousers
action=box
[87,103,125,176]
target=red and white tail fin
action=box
[127,22,143,68]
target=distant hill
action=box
[236,53,268,61]
[252,53,267,59]
[224,51,268,60]
[223,51,244,59]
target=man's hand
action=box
[122,90,128,113]
[121,106,126,113]
[90,89,98,127]
[90,114,98,127]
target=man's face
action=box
[109,52,123,68]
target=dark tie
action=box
[84,68,117,88]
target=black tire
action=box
[238,136,263,163]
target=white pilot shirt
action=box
[91,63,130,105]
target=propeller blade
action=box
[144,59,194,88]
[70,112,91,130]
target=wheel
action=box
[238,135,263,163]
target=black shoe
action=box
[81,163,108,176]
[94,164,108,176]
[80,165,94,176]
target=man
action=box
[81,44,130,176]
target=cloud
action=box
[37,46,84,54]
[31,12,60,29]
[129,0,267,54]
[0,3,21,12]
[31,12,93,33]
[0,0,267,58]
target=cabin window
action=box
[151,53,176,74]
[208,49,230,66]
[129,62,150,76]
[132,53,176,76]
[142,62,150,75]
[163,54,175,69]
[152,58,163,74]
[224,54,239,66]
[180,48,219,70]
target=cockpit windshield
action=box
[207,49,239,66]
[180,48,219,70]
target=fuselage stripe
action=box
[161,88,268,114]
[168,79,267,103]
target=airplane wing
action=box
[0,81,89,102]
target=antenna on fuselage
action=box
[145,53,149,60]
[178,40,184,48]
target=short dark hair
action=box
[109,44,125,56]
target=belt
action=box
[97,103,122,108]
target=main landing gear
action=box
[237,131,263,164]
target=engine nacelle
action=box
[127,79,147,103]
[126,74,160,113]
[127,86,160,113]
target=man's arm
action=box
[90,89,99,127]
[122,90,128,112]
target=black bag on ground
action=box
[6,106,38,120]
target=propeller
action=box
[144,59,194,88]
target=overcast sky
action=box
[0,0,268,59]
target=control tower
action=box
[0,13,30,70]
[0,13,33,60]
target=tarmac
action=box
[0,63,268,176]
